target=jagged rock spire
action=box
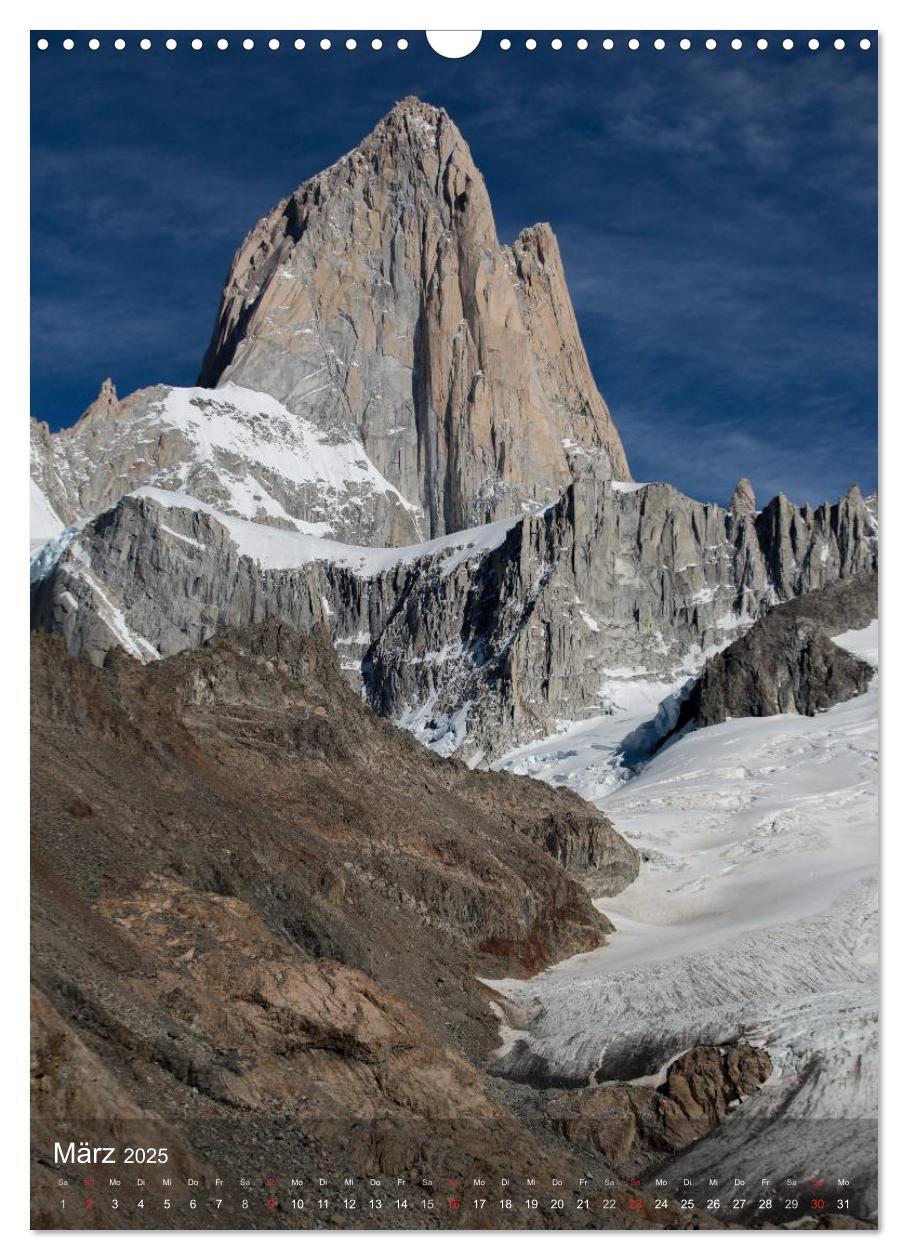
[197,97,631,537]
[846,483,863,505]
[729,476,756,515]
[76,378,119,428]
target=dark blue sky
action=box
[31,31,877,506]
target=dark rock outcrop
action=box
[522,809,638,896]
[674,573,877,730]
[546,1043,773,1179]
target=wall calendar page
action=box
[29,26,878,1232]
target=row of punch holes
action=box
[34,34,875,53]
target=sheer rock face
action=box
[197,96,630,535]
[31,476,878,763]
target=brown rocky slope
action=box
[32,621,637,1025]
[31,623,669,1229]
[31,625,862,1228]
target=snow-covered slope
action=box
[29,480,64,553]
[832,619,879,668]
[488,638,878,1218]
[493,657,711,800]
[30,381,424,547]
[131,486,521,578]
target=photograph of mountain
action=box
[29,32,878,1230]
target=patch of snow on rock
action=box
[134,486,520,578]
[832,619,879,669]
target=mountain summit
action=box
[197,97,631,536]
[30,98,879,760]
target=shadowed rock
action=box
[673,573,877,730]
[546,1043,773,1179]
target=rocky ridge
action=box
[30,380,424,547]
[31,621,636,1004]
[32,476,878,762]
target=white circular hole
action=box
[320,38,331,50]
[243,38,254,50]
[680,38,691,51]
[603,39,614,50]
[140,38,151,51]
[166,38,177,51]
[427,30,482,58]
[705,38,717,50]
[860,38,872,50]
[526,38,537,50]
[731,38,743,50]
[346,38,356,50]
[397,38,408,50]
[577,38,588,50]
[269,38,280,51]
[654,38,665,51]
[63,38,74,50]
[551,38,562,50]
[628,38,640,50]
[834,38,845,50]
[191,38,202,50]
[371,38,382,50]
[783,38,794,50]
[757,38,768,50]
[217,38,228,50]
[295,38,306,50]
[36,38,48,50]
[88,38,100,50]
[808,38,820,50]
[500,38,510,49]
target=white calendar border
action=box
[3,0,902,1253]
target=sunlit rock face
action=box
[197,96,631,537]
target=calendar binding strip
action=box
[32,33,876,53]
